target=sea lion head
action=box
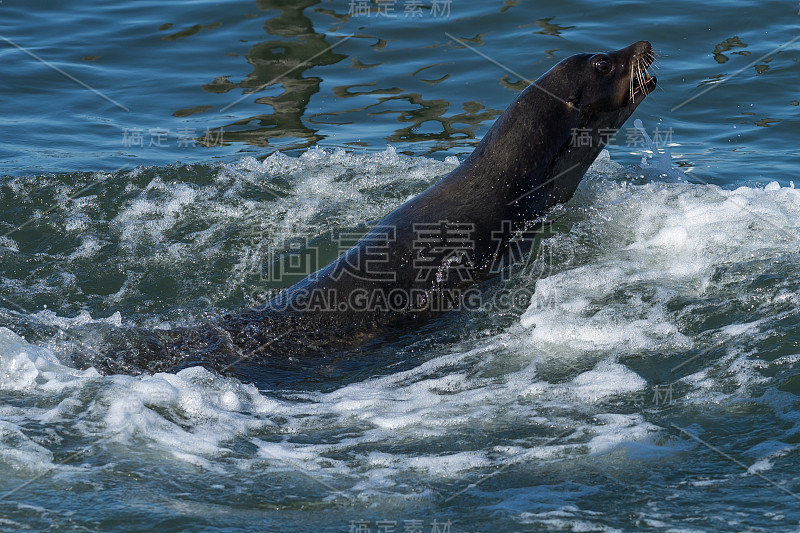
[493,41,658,209]
[547,40,657,129]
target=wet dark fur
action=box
[73,42,657,382]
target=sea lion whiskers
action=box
[637,60,647,98]
[630,50,656,101]
[629,57,636,102]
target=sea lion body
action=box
[76,41,657,380]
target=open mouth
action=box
[630,49,657,102]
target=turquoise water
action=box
[1,0,800,531]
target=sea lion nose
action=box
[615,41,653,55]
[633,41,655,55]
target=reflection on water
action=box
[523,17,575,38]
[207,0,347,149]
[712,35,749,64]
[374,96,500,149]
[3,0,797,181]
[309,90,501,153]
[193,0,505,155]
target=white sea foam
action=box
[0,147,458,322]
[1,148,798,502]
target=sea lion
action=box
[75,41,657,381]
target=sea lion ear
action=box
[566,91,581,111]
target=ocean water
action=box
[1,0,799,531]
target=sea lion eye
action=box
[594,58,612,74]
